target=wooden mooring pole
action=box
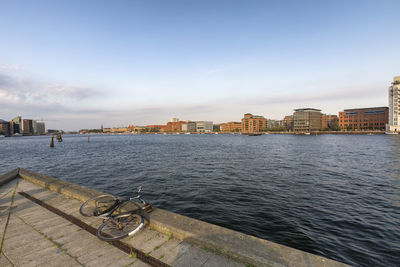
[50,136,54,147]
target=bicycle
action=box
[79,186,152,241]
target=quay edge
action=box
[2,168,350,267]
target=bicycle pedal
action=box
[144,203,153,213]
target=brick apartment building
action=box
[0,119,10,136]
[293,108,322,132]
[166,121,187,132]
[339,107,388,130]
[220,122,242,132]
[241,113,267,133]
[321,115,339,130]
[22,119,34,135]
[283,115,293,131]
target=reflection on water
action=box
[1,134,400,267]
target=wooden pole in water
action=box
[88,136,90,142]
[50,136,54,147]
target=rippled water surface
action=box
[1,134,399,266]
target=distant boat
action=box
[56,133,63,142]
[0,135,5,140]
[304,132,311,135]
[385,132,399,135]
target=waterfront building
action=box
[111,127,129,133]
[181,123,188,132]
[220,122,242,132]
[283,115,293,131]
[387,76,400,132]
[339,107,388,131]
[187,121,197,132]
[196,121,213,133]
[22,119,34,135]
[10,115,22,135]
[36,122,46,135]
[241,113,267,133]
[293,108,322,132]
[267,119,284,129]
[0,119,10,136]
[321,114,339,130]
[166,121,186,132]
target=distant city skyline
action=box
[0,0,399,130]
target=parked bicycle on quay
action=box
[79,186,152,241]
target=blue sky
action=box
[0,0,399,130]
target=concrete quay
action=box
[0,169,349,267]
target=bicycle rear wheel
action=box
[96,213,144,241]
[79,194,118,217]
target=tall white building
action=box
[387,76,400,132]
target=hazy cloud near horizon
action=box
[0,71,103,103]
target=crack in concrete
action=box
[1,251,15,266]
[0,181,19,254]
[14,212,86,266]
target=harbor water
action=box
[1,134,399,266]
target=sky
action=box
[0,0,399,130]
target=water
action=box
[1,134,399,266]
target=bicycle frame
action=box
[97,195,147,218]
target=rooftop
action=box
[294,108,321,112]
[343,107,388,112]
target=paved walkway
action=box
[0,178,244,267]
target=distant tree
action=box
[330,121,340,131]
[149,128,159,132]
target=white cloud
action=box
[0,71,103,105]
[0,64,22,71]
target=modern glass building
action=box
[293,108,322,132]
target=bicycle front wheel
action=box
[96,213,144,241]
[79,194,118,217]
